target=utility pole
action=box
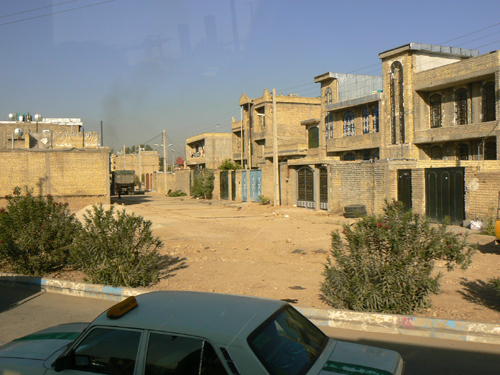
[138,144,142,191]
[272,88,279,206]
[123,145,126,169]
[163,131,167,194]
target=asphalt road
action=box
[1,286,500,374]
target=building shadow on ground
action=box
[475,239,500,254]
[0,280,44,314]
[458,277,500,312]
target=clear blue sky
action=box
[1,0,499,158]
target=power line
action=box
[440,22,500,45]
[0,0,118,27]
[0,0,80,19]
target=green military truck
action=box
[111,170,135,197]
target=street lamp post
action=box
[171,149,175,172]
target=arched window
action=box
[373,106,379,133]
[343,152,355,161]
[483,82,496,122]
[485,141,497,160]
[373,150,380,159]
[430,146,443,160]
[390,61,405,144]
[325,112,333,140]
[343,111,355,137]
[362,108,370,134]
[457,143,469,160]
[325,87,333,105]
[430,94,442,128]
[456,88,468,125]
[362,151,371,160]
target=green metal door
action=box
[397,169,412,211]
[425,167,464,224]
[220,171,229,200]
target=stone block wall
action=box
[0,148,110,211]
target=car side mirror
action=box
[52,351,75,372]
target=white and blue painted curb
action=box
[0,273,146,301]
[2,273,500,345]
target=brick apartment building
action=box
[0,115,109,210]
[225,43,500,224]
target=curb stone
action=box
[2,273,500,345]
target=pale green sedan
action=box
[0,291,405,375]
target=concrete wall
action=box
[0,148,110,211]
[328,160,392,215]
[153,170,191,196]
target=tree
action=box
[320,200,476,314]
[144,144,153,151]
[191,169,215,199]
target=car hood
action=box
[317,339,404,375]
[0,323,88,361]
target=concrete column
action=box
[313,165,320,211]
[290,168,298,207]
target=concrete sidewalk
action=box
[2,273,500,346]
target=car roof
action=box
[92,291,286,347]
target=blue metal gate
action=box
[242,172,247,202]
[250,170,262,202]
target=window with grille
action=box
[457,143,469,160]
[485,141,497,160]
[430,94,442,128]
[343,152,355,161]
[343,111,355,137]
[431,146,443,160]
[456,88,468,125]
[373,106,379,133]
[362,108,370,134]
[325,87,333,105]
[325,112,333,140]
[390,61,405,144]
[483,82,496,122]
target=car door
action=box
[46,326,143,375]
[141,331,229,375]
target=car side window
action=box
[145,332,227,375]
[71,327,141,375]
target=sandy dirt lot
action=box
[85,193,500,324]
[12,193,500,323]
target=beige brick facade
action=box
[186,133,233,170]
[110,151,160,191]
[0,148,110,211]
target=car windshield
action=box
[248,306,327,375]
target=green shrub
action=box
[218,159,242,171]
[320,200,476,314]
[191,169,215,199]
[259,195,270,205]
[70,205,167,288]
[0,187,81,276]
[168,190,187,197]
[481,207,496,236]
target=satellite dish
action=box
[14,128,24,138]
[35,114,42,121]
[9,113,16,121]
